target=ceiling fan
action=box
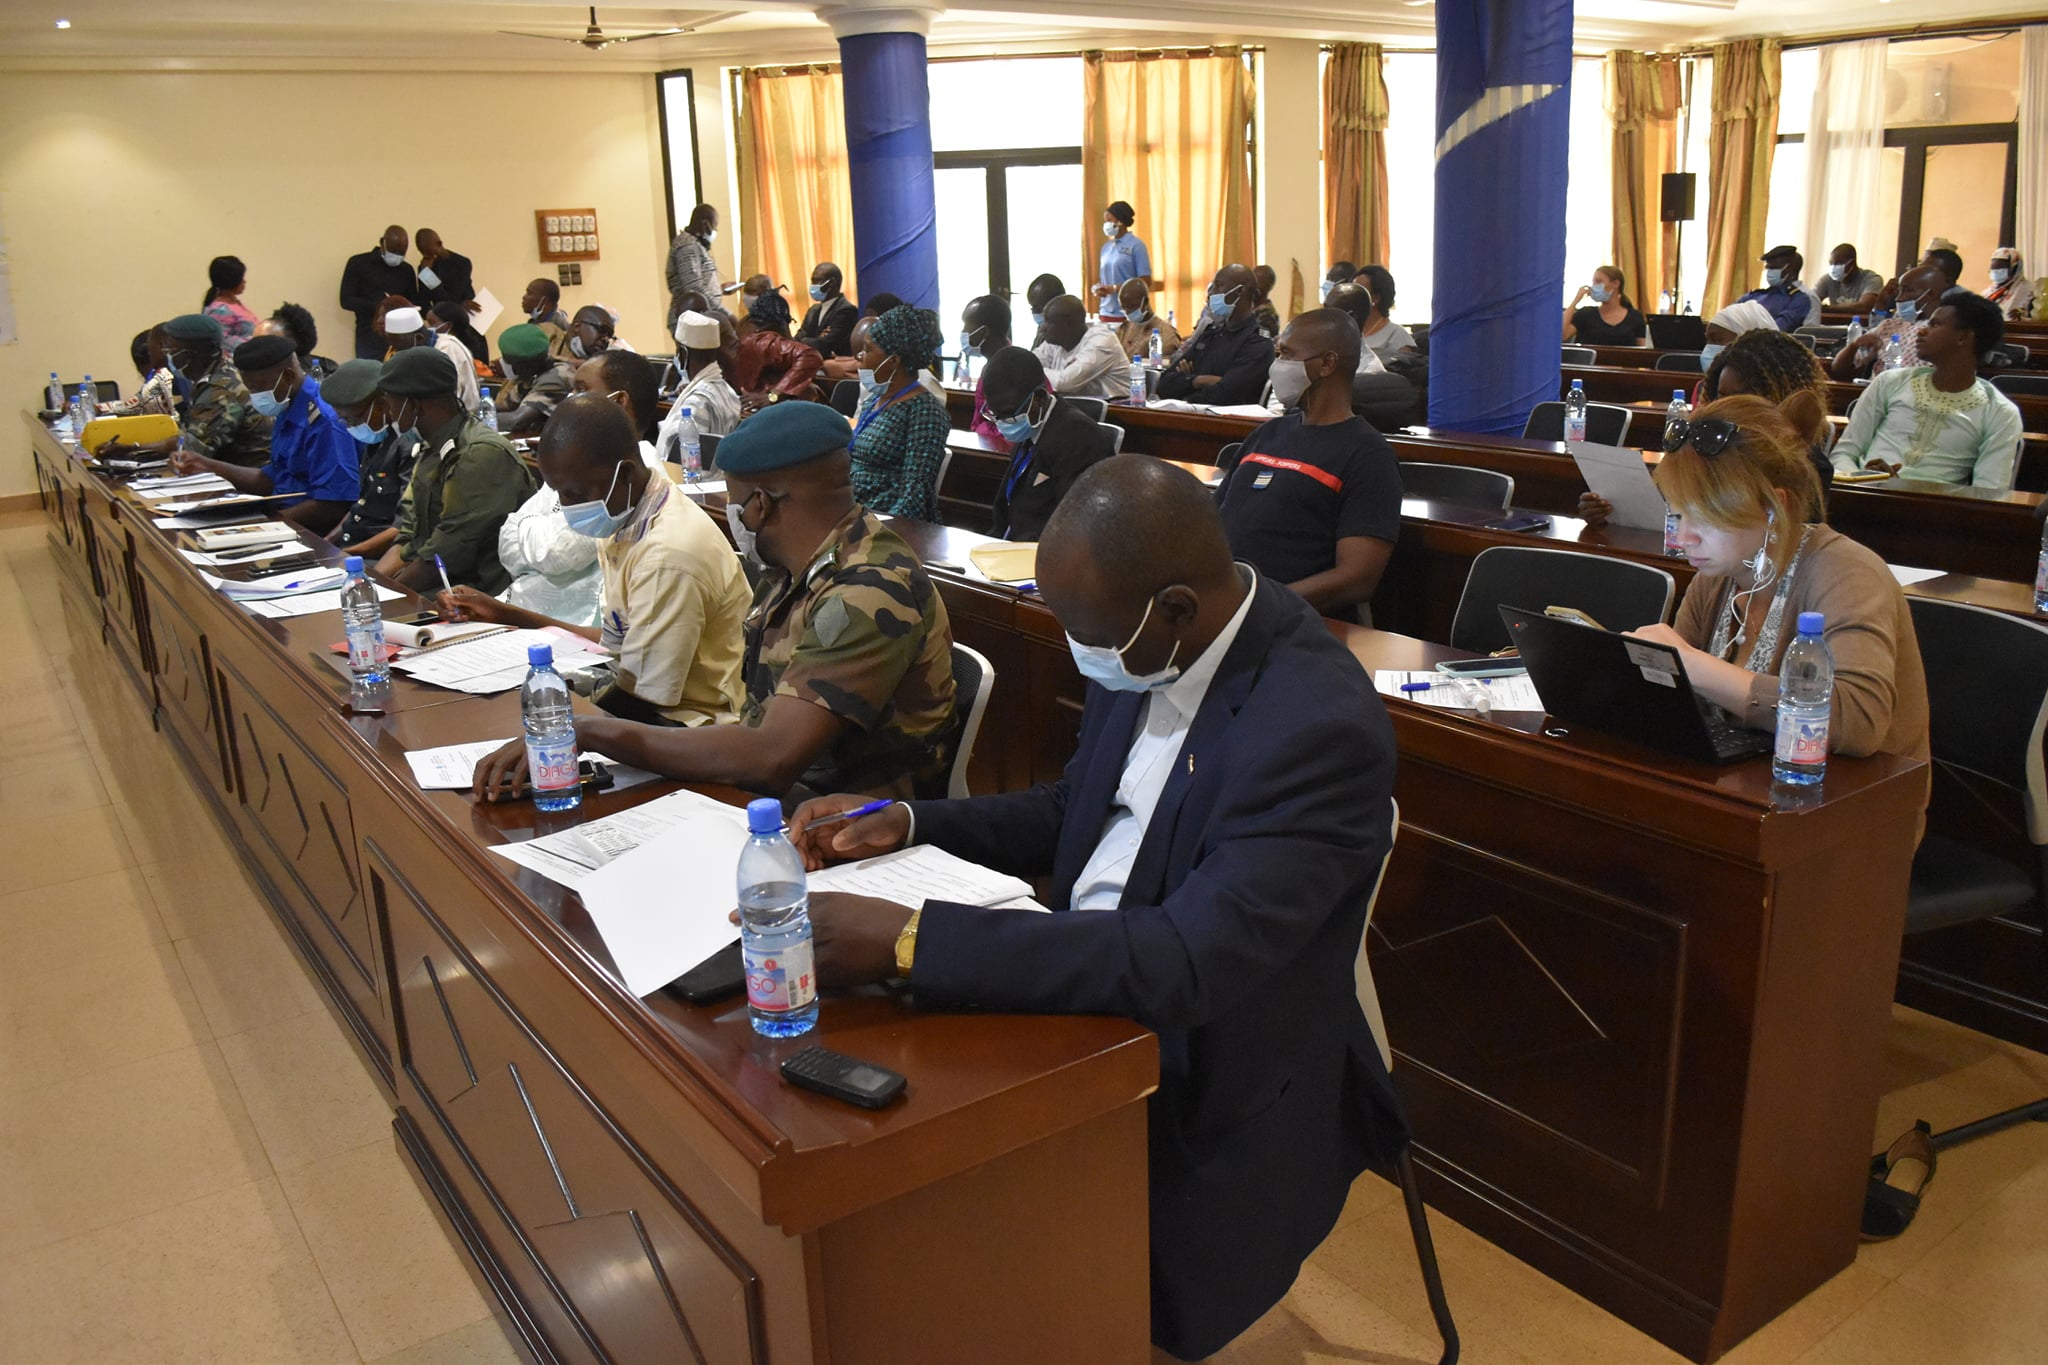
[500,6,693,49]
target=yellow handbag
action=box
[80,413,179,454]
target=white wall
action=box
[0,69,674,498]
[1259,39,1324,320]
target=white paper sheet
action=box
[575,806,756,997]
[471,285,504,335]
[132,474,233,500]
[404,739,625,790]
[180,545,317,568]
[391,628,609,695]
[238,582,400,619]
[209,568,346,600]
[807,845,1032,907]
[1888,564,1948,586]
[1374,670,1546,713]
[1567,441,1668,532]
[490,787,748,889]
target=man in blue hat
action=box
[472,399,957,802]
[168,334,358,534]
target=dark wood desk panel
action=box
[1568,363,2048,434]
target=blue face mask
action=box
[1699,343,1724,369]
[347,420,386,445]
[1031,311,1045,327]
[560,461,634,539]
[1588,285,1610,303]
[248,375,294,419]
[994,396,1045,446]
[1319,280,1335,300]
[1206,290,1236,320]
[809,283,827,301]
[1764,267,1786,287]
[1065,596,1182,693]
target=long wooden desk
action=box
[1568,363,2048,434]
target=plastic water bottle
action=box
[340,555,391,696]
[74,377,96,436]
[1662,391,1690,556]
[1773,612,1834,787]
[2034,518,2048,614]
[475,386,498,432]
[955,331,972,383]
[1844,316,1865,351]
[45,372,63,413]
[1166,308,1177,332]
[1563,378,1589,443]
[1128,355,1146,406]
[1875,329,1906,377]
[1148,327,1163,363]
[521,643,582,813]
[737,797,818,1037]
[676,406,702,481]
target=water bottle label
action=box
[744,936,816,1013]
[345,626,382,672]
[2035,550,2048,598]
[1664,509,1682,554]
[526,736,579,793]
[1775,710,1829,766]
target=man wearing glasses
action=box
[980,348,1117,542]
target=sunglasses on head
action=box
[1662,417,1741,458]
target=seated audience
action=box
[1322,260,1357,301]
[322,358,421,557]
[1214,309,1402,624]
[1034,295,1130,401]
[732,293,824,410]
[202,255,259,357]
[1321,284,1389,376]
[262,302,333,380]
[97,313,271,467]
[521,276,570,331]
[472,402,958,801]
[571,349,662,458]
[372,347,535,594]
[1702,299,1780,368]
[960,294,1017,451]
[566,304,628,362]
[1987,248,2036,322]
[444,396,749,727]
[1832,261,1954,380]
[1094,200,1150,323]
[980,348,1117,542]
[105,323,180,418]
[657,311,743,457]
[1632,395,1929,775]
[820,297,899,385]
[1114,279,1181,359]
[1831,290,2024,490]
[1815,243,1884,314]
[495,324,576,436]
[1735,245,1823,330]
[1355,266,1416,357]
[799,262,859,358]
[1025,272,1066,340]
[383,305,479,415]
[1563,265,1647,346]
[850,305,951,521]
[782,453,1407,1365]
[168,334,358,535]
[1155,265,1276,407]
[1251,263,1283,336]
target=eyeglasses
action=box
[1662,417,1741,458]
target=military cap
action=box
[498,324,550,361]
[164,313,224,343]
[231,334,296,372]
[322,359,384,408]
[713,400,850,475]
[378,346,459,398]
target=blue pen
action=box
[807,798,895,827]
[1399,681,1437,693]
[434,553,453,595]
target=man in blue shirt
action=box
[1093,200,1152,324]
[1736,245,1823,331]
[170,333,360,534]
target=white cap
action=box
[674,310,720,348]
[383,306,424,333]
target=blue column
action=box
[832,15,939,310]
[1428,0,1575,434]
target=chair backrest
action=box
[1986,342,2032,369]
[1064,395,1109,424]
[1098,422,1126,455]
[1449,545,1677,655]
[932,449,955,512]
[1654,351,1704,373]
[946,643,996,800]
[1523,401,1631,446]
[1993,372,2048,397]
[1218,440,1245,472]
[1790,333,1818,352]
[1907,597,2048,845]
[1354,798,1400,1071]
[1399,462,1514,512]
[698,432,721,466]
[1560,345,1597,366]
[47,378,121,407]
[828,379,860,417]
[1144,366,1162,399]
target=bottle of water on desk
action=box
[1563,378,1589,443]
[676,406,701,482]
[738,797,818,1038]
[1128,356,1146,406]
[521,643,582,813]
[1148,327,1162,363]
[1662,391,1690,556]
[1773,612,1834,786]
[341,555,391,706]
[45,372,64,415]
[2034,519,2048,614]
[74,377,96,438]
[476,386,498,432]
[1844,316,1865,351]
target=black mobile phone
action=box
[389,609,439,626]
[577,760,614,791]
[668,941,744,1002]
[1483,512,1553,533]
[1436,656,1528,678]
[780,1045,907,1109]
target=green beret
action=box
[231,334,296,372]
[378,346,459,398]
[499,324,550,361]
[714,400,851,476]
[321,359,384,408]
[164,313,223,343]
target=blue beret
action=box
[714,400,851,475]
[165,313,223,343]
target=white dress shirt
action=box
[657,361,743,463]
[1070,567,1259,911]
[1035,324,1133,402]
[498,442,666,625]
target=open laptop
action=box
[1499,606,1772,764]
[1646,314,1708,352]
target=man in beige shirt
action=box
[437,394,749,727]
[1114,279,1181,359]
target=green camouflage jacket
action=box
[181,358,272,467]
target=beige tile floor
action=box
[6,505,2048,1364]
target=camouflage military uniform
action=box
[181,358,272,467]
[742,508,958,799]
[392,413,536,595]
[500,360,576,430]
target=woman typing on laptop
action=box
[1626,395,1930,767]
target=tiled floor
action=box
[7,503,2048,1364]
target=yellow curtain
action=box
[735,65,858,306]
[1702,40,1782,315]
[1324,43,1391,272]
[1082,48,1258,327]
[1606,52,1683,309]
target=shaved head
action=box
[1042,294,1089,349]
[1323,282,1374,331]
[536,392,637,485]
[1042,455,1233,595]
[1280,307,1361,378]
[962,294,1012,349]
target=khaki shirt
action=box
[596,480,751,726]
[393,413,535,594]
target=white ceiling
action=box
[1,0,2040,71]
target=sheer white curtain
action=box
[2021,26,2048,274]
[1803,39,1888,274]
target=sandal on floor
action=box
[1862,1120,1936,1241]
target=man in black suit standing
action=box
[979,347,1117,541]
[338,225,420,360]
[414,227,485,361]
[790,455,1409,1362]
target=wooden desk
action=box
[26,412,1158,1365]
[1568,363,2048,434]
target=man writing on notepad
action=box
[167,334,359,535]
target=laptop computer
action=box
[1647,314,1707,352]
[1499,606,1772,764]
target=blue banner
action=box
[839,31,939,310]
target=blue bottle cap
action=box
[344,555,363,573]
[1673,389,1685,400]
[1570,378,1584,390]
[1797,611,1825,635]
[746,797,783,835]
[527,642,554,667]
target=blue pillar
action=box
[830,11,939,311]
[1428,0,1574,434]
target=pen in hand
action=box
[434,554,454,596]
[806,798,895,827]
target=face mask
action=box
[1267,357,1312,408]
[857,367,879,393]
[994,397,1045,446]
[1898,300,1919,323]
[725,497,764,564]
[1066,596,1181,693]
[528,304,549,321]
[1126,307,1149,325]
[393,398,420,436]
[1102,222,1118,238]
[1588,285,1610,303]
[1829,263,1848,281]
[1206,290,1236,321]
[1031,311,1045,327]
[739,292,759,315]
[419,266,441,291]
[808,284,827,301]
[1993,267,2013,284]
[347,419,386,445]
[380,250,404,268]
[249,376,294,418]
[1764,268,1785,287]
[560,461,633,539]
[569,334,590,360]
[705,228,717,243]
[1699,343,1724,369]
[1319,280,1335,301]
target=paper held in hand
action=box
[1567,440,1669,532]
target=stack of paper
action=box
[1373,670,1545,713]
[492,786,747,888]
[197,567,401,619]
[392,627,609,695]
[809,845,1033,907]
[130,472,234,501]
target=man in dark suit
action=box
[339,225,420,360]
[791,455,1408,1362]
[981,347,1117,541]
[796,261,859,359]
[414,227,485,361]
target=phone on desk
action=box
[389,609,439,626]
[1436,656,1527,678]
[1483,512,1553,533]
[667,941,744,1002]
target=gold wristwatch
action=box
[894,907,923,978]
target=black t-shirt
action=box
[1569,305,1646,347]
[1215,414,1403,589]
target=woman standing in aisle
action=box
[1093,201,1152,326]
[202,255,259,357]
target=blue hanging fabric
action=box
[1428,0,1576,434]
[839,31,940,310]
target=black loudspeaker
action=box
[1660,173,1697,223]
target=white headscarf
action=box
[1708,300,1778,338]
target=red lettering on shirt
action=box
[1239,451,1343,493]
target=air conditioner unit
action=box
[1885,61,1952,124]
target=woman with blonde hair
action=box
[1563,264,1647,346]
[1627,394,1930,766]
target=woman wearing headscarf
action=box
[849,306,950,521]
[1986,248,2036,322]
[1701,299,1779,370]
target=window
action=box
[1381,52,1436,315]
[1562,56,1613,304]
[656,70,703,243]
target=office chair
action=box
[1098,423,1126,456]
[945,643,996,800]
[1356,799,1461,1365]
[1449,546,1676,656]
[698,432,721,466]
[828,379,860,417]
[1522,401,1631,446]
[1063,395,1109,424]
[1993,372,2048,398]
[1654,352,1705,373]
[45,378,121,407]
[1399,463,1514,512]
[1986,343,2032,368]
[1217,441,1245,473]
[1560,345,1596,366]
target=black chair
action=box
[1448,545,1676,655]
[1987,342,2032,367]
[1353,372,1421,433]
[45,378,121,408]
[1560,345,1597,366]
[1654,352,1704,373]
[1522,401,1631,446]
[1217,441,1245,473]
[828,379,860,417]
[1097,423,1126,455]
[1063,395,1110,424]
[1993,372,2048,397]
[698,432,721,466]
[1399,462,1513,512]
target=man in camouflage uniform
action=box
[95,313,272,467]
[495,323,576,436]
[470,401,957,804]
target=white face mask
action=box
[380,250,405,268]
[569,334,590,360]
[1699,343,1724,369]
[1829,263,1848,281]
[1267,357,1312,407]
[857,367,878,391]
[1992,267,2013,284]
[1066,596,1181,693]
[1103,221,1118,238]
[705,228,717,243]
[739,292,758,316]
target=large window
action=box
[1562,56,1613,304]
[656,69,703,243]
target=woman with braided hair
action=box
[848,305,951,521]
